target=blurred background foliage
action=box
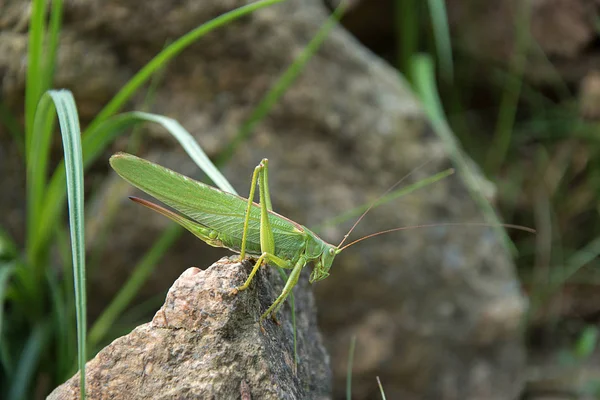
[342,0,600,396]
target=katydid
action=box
[109,152,534,326]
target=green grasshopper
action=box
[110,152,349,324]
[109,152,533,326]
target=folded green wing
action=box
[109,152,305,257]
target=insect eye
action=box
[329,248,335,255]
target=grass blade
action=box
[7,322,48,400]
[395,0,419,76]
[35,111,237,265]
[376,376,387,400]
[86,0,284,134]
[0,102,25,153]
[411,54,516,253]
[346,335,356,400]
[88,225,180,348]
[43,0,64,90]
[316,168,454,231]
[217,2,346,164]
[25,0,47,141]
[485,2,531,173]
[27,94,57,265]
[44,90,87,398]
[426,0,453,82]
[127,112,237,194]
[0,262,16,351]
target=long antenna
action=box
[339,222,536,251]
[337,159,437,248]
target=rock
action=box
[2,0,526,398]
[48,257,331,399]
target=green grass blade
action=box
[35,111,237,263]
[0,262,16,348]
[485,2,531,173]
[86,0,284,134]
[426,0,453,82]
[27,94,57,264]
[315,168,454,231]
[395,0,419,76]
[47,89,87,398]
[574,325,598,359]
[346,335,356,400]
[46,265,73,381]
[0,102,25,154]
[0,228,18,262]
[411,54,516,253]
[127,112,237,194]
[530,236,600,314]
[43,0,64,90]
[376,376,387,400]
[274,268,298,367]
[25,0,47,141]
[7,322,48,400]
[217,2,346,164]
[88,225,181,348]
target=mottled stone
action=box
[48,258,331,399]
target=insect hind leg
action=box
[260,256,306,323]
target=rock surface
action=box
[48,258,331,399]
[2,0,526,398]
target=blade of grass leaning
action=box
[216,1,346,164]
[26,93,57,265]
[86,0,284,135]
[376,376,387,400]
[88,224,181,349]
[485,1,531,174]
[34,111,236,263]
[0,263,16,355]
[88,63,168,273]
[529,236,600,315]
[0,102,25,153]
[41,90,87,398]
[346,335,357,400]
[395,0,419,77]
[426,0,453,82]
[574,325,598,359]
[43,0,64,91]
[25,0,47,140]
[0,334,13,387]
[316,168,454,231]
[274,267,298,368]
[45,265,73,381]
[7,322,48,400]
[411,54,516,254]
